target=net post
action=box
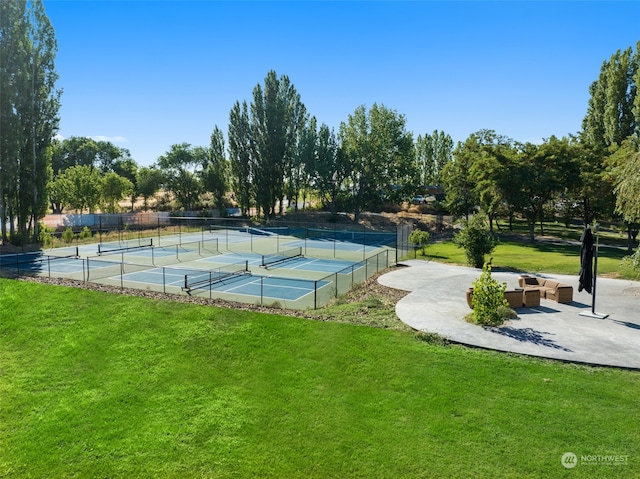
[209,272,212,300]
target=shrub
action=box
[454,214,497,268]
[622,248,640,271]
[61,227,75,244]
[38,223,55,246]
[470,263,509,327]
[79,226,92,239]
[9,232,26,247]
[409,229,431,255]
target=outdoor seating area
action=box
[517,274,574,303]
[465,272,575,310]
[465,287,540,309]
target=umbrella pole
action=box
[580,225,609,319]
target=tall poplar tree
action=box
[583,44,638,148]
[201,125,229,215]
[582,42,639,246]
[0,0,60,242]
[0,1,24,241]
[415,130,453,186]
[228,100,253,217]
[249,70,305,219]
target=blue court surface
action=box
[191,274,328,301]
[120,266,212,288]
[0,252,84,274]
[285,239,379,253]
[119,266,325,301]
[198,252,263,267]
[198,252,360,273]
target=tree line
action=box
[38,70,453,228]
[443,42,640,250]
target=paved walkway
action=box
[378,260,640,369]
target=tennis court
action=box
[117,265,325,303]
[196,250,363,274]
[2,220,398,309]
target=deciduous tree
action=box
[340,104,415,221]
[101,172,134,213]
[157,143,203,211]
[0,0,61,242]
[55,164,102,213]
[310,123,348,219]
[135,166,163,211]
[249,70,306,219]
[201,126,229,215]
[228,100,253,217]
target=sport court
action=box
[1,225,396,309]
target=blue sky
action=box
[45,1,640,166]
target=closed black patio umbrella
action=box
[578,224,608,319]
[578,226,593,294]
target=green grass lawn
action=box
[495,218,633,247]
[1,279,639,478]
[420,240,640,280]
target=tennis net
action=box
[260,247,302,267]
[182,261,249,295]
[98,239,153,256]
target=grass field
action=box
[420,240,640,280]
[1,278,639,478]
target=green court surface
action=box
[1,227,395,309]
